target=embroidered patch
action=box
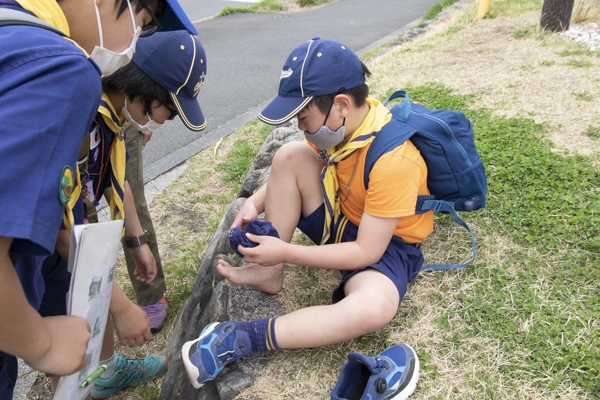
[280,68,293,80]
[59,166,74,205]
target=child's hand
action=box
[131,245,157,283]
[26,316,91,376]
[231,201,258,230]
[238,233,286,266]
[112,302,152,347]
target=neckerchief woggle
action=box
[319,98,391,244]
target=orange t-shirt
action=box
[311,135,434,243]
[338,139,433,243]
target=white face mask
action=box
[90,0,141,76]
[122,99,164,132]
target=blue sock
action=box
[236,318,280,353]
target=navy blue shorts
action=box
[297,204,424,305]
[0,352,17,400]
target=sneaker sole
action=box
[388,344,420,400]
[181,322,220,389]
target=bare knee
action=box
[348,297,398,333]
[272,141,321,171]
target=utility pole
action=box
[540,0,575,32]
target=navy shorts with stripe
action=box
[297,204,424,305]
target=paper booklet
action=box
[53,219,124,400]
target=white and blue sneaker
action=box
[330,344,420,400]
[182,321,251,389]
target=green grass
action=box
[297,0,328,6]
[585,125,600,140]
[423,0,459,21]
[400,83,600,394]
[573,90,594,101]
[513,23,539,38]
[217,0,285,16]
[567,59,594,68]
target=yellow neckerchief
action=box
[97,94,127,234]
[62,168,81,232]
[15,0,69,34]
[320,98,391,244]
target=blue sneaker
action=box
[330,344,419,400]
[91,354,168,399]
[182,321,251,389]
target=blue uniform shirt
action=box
[0,9,102,309]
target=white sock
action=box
[99,353,118,378]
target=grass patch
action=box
[423,0,459,21]
[214,120,271,184]
[297,0,328,6]
[513,23,539,38]
[573,90,594,101]
[585,125,600,140]
[567,59,593,68]
[403,83,600,394]
[217,0,285,16]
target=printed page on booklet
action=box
[53,219,124,400]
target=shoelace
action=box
[117,358,148,377]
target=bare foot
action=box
[216,259,284,294]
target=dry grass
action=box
[369,4,600,159]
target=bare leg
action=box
[275,269,399,348]
[218,142,324,293]
[100,315,115,360]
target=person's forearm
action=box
[0,237,51,362]
[122,181,145,237]
[248,183,267,214]
[55,229,70,262]
[108,280,130,316]
[285,240,379,271]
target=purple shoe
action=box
[142,296,167,332]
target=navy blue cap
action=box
[258,38,365,125]
[133,31,207,131]
[160,0,198,35]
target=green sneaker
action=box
[91,354,168,399]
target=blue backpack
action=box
[365,90,487,271]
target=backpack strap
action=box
[0,8,66,35]
[365,90,477,271]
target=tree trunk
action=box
[540,0,575,32]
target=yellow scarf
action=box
[97,94,127,233]
[15,0,69,34]
[320,98,391,244]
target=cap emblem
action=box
[280,68,293,80]
[193,71,206,97]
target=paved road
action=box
[143,0,439,181]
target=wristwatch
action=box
[125,230,150,248]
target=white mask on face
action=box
[122,99,164,132]
[90,0,141,76]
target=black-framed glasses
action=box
[138,0,161,37]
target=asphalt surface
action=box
[142,0,440,182]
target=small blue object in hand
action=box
[228,220,280,257]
